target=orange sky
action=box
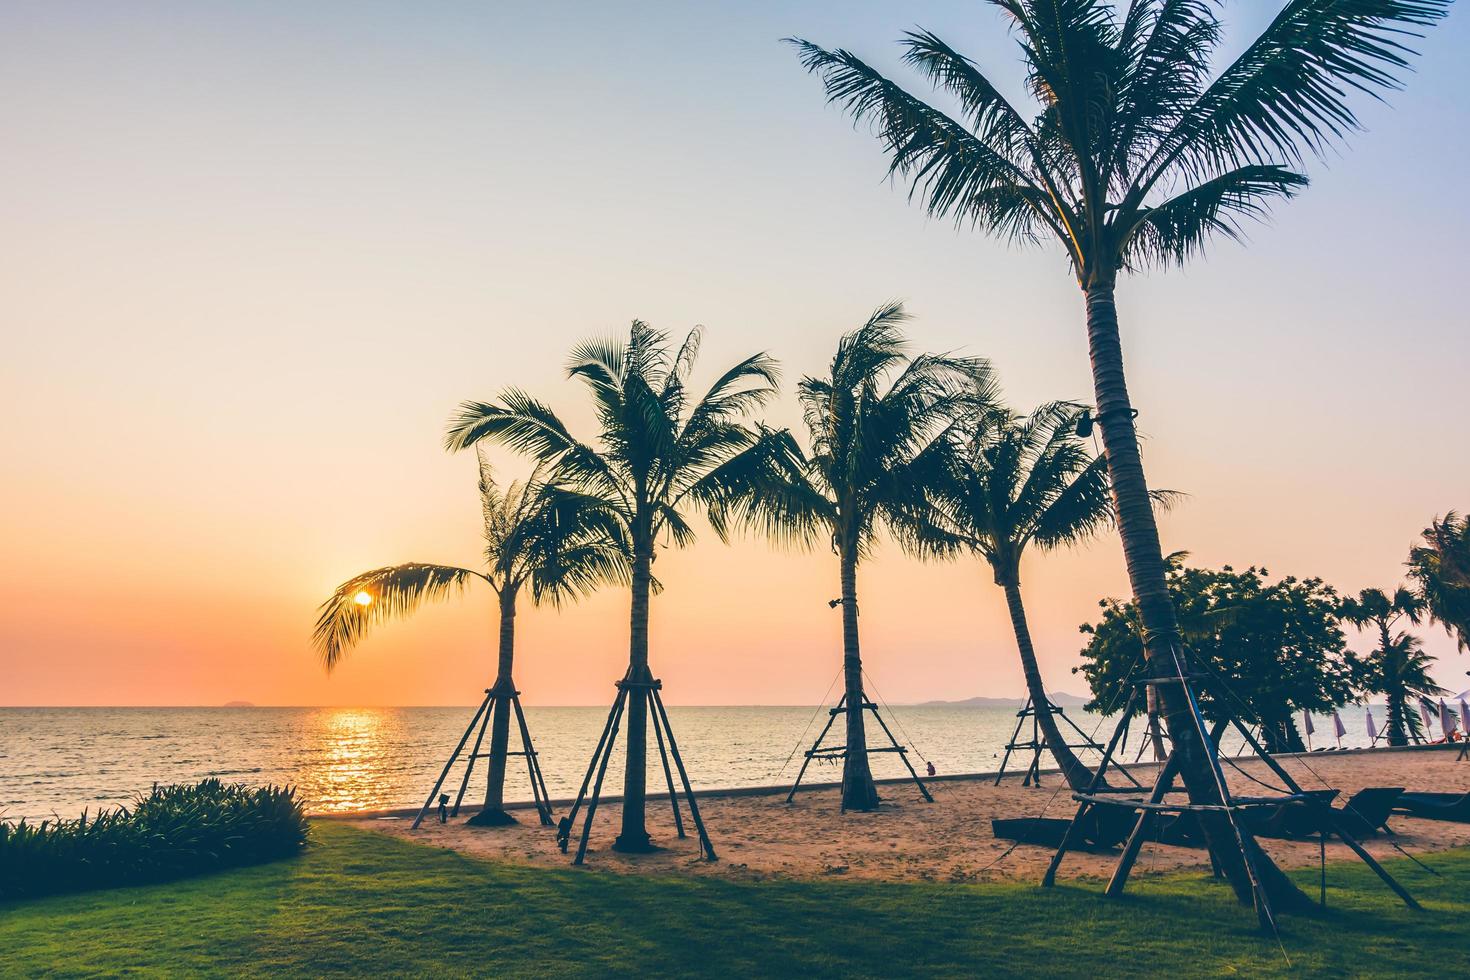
[3,2,1467,706]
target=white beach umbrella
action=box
[1420,700,1435,734]
[1440,699,1457,737]
[1302,709,1315,750]
[1460,699,1470,733]
[1366,706,1379,745]
[1332,710,1347,747]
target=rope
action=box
[859,668,959,800]
[770,667,842,781]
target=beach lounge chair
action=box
[1245,789,1340,839]
[1151,790,1342,845]
[1334,788,1403,837]
[992,803,1141,852]
[1394,792,1470,823]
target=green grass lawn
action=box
[3,822,1467,978]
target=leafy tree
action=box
[789,0,1449,908]
[938,402,1113,789]
[1407,511,1470,653]
[313,455,625,823]
[714,303,992,810]
[1355,633,1445,744]
[1077,561,1353,755]
[1340,587,1445,745]
[445,321,783,850]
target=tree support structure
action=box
[994,695,1141,789]
[562,674,716,866]
[785,691,933,810]
[410,684,554,830]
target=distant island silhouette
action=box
[913,692,1088,708]
[222,700,255,708]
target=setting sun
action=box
[353,591,373,607]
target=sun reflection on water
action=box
[308,708,397,813]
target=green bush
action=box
[0,779,308,900]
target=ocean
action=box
[0,704,1386,823]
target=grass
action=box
[2,822,1467,978]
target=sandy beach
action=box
[349,745,1470,885]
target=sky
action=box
[2,2,1467,707]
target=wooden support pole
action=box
[411,692,492,830]
[564,685,625,831]
[1042,688,1137,887]
[866,702,932,802]
[1106,748,1183,896]
[787,694,842,803]
[510,694,553,826]
[572,686,627,866]
[994,697,1031,785]
[1200,669,1420,911]
[652,688,716,862]
[650,689,686,839]
[452,690,496,816]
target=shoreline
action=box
[316,742,1463,821]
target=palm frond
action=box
[695,425,832,548]
[1407,511,1470,652]
[445,390,580,461]
[786,39,1075,256]
[1122,164,1308,268]
[1141,0,1450,190]
[312,564,487,671]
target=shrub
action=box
[0,779,309,900]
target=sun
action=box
[353,591,373,607]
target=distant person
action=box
[925,761,936,777]
[556,816,572,853]
[437,793,450,824]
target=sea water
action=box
[0,705,1382,822]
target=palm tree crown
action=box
[790,0,1448,288]
[941,402,1113,584]
[733,302,996,558]
[313,453,625,671]
[1407,511,1470,652]
[446,321,782,562]
[1339,586,1424,642]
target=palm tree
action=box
[940,402,1115,790]
[312,453,626,825]
[789,0,1448,908]
[1355,632,1444,745]
[1340,586,1441,746]
[445,321,783,851]
[1407,511,1470,653]
[716,303,994,810]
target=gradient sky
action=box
[3,2,1467,707]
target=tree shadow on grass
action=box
[6,823,1468,978]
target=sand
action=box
[348,746,1470,885]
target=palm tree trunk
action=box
[998,575,1095,789]
[1277,714,1307,754]
[839,546,879,811]
[480,587,518,819]
[615,542,655,852]
[1084,281,1307,910]
[1386,690,1409,747]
